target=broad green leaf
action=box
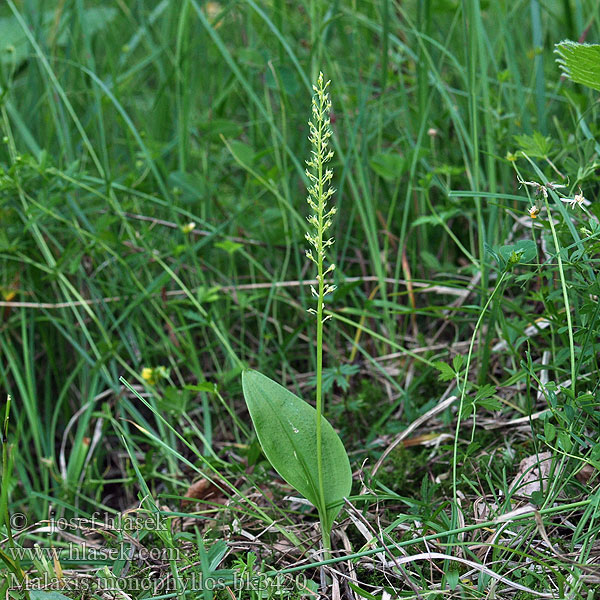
[557,431,573,452]
[498,239,537,267]
[446,570,460,590]
[555,41,600,92]
[544,420,556,443]
[242,370,351,532]
[369,152,406,180]
[227,140,255,166]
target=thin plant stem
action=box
[452,272,508,515]
[1,395,15,551]
[315,214,327,555]
[543,193,576,396]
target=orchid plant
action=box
[242,73,351,558]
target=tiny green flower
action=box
[305,72,337,322]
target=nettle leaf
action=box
[513,131,554,158]
[475,384,496,401]
[242,370,351,532]
[555,41,600,92]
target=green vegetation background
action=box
[1,2,600,591]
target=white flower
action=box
[561,188,586,210]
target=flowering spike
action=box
[305,71,336,322]
[305,70,341,560]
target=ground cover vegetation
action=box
[1,0,600,598]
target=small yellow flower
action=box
[1,289,16,301]
[141,367,154,383]
[141,366,168,385]
[528,205,540,219]
[182,222,196,234]
[204,2,223,27]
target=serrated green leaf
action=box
[433,360,456,382]
[460,402,474,419]
[513,131,554,158]
[477,397,503,411]
[242,370,351,532]
[475,384,496,401]
[555,41,600,92]
[452,355,464,372]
